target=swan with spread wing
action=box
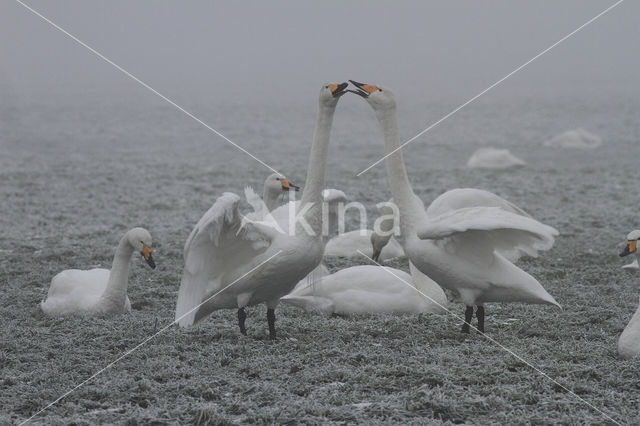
[349,80,560,333]
[175,83,348,338]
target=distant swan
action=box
[543,128,602,149]
[466,147,526,170]
[175,83,348,339]
[350,80,560,333]
[281,263,447,315]
[41,227,155,316]
[618,230,640,359]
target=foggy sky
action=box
[1,0,639,105]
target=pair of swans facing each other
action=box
[176,81,560,337]
[618,230,640,359]
[40,227,156,316]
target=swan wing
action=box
[176,192,273,326]
[417,206,558,261]
[426,188,530,218]
[244,186,268,220]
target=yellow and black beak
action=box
[620,240,637,257]
[348,80,380,98]
[141,244,156,269]
[279,178,300,192]
[328,82,349,98]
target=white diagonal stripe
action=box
[357,0,625,176]
[14,0,282,176]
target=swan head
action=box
[370,231,392,262]
[348,80,396,110]
[127,227,156,269]
[620,230,640,257]
[319,82,349,106]
[264,173,300,195]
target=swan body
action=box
[618,230,640,358]
[466,147,526,170]
[349,80,559,333]
[618,297,640,359]
[41,227,155,316]
[543,128,601,149]
[281,263,447,315]
[175,83,348,338]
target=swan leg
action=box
[461,306,474,333]
[238,308,247,335]
[476,306,485,334]
[267,308,276,339]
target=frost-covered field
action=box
[1,95,640,424]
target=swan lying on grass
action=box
[281,263,447,315]
[41,227,155,316]
[618,230,640,359]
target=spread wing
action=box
[175,192,273,327]
[417,206,558,263]
[244,186,268,220]
[425,188,556,261]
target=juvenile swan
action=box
[41,227,155,316]
[618,230,640,359]
[349,80,560,333]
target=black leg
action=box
[476,306,485,334]
[238,307,247,335]
[461,306,474,333]
[267,308,276,340]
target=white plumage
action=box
[349,80,560,333]
[175,83,348,338]
[41,227,155,316]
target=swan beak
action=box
[280,179,300,192]
[348,80,379,98]
[329,82,348,98]
[141,245,156,269]
[620,240,637,257]
[371,245,380,262]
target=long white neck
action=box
[263,188,280,212]
[97,234,134,311]
[375,106,420,233]
[298,102,336,235]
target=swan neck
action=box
[99,235,134,310]
[376,106,419,227]
[262,188,279,212]
[298,102,336,235]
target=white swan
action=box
[175,82,348,338]
[281,262,447,315]
[466,147,526,170]
[620,230,640,272]
[349,80,560,333]
[41,227,155,316]
[244,173,299,220]
[618,230,640,359]
[543,128,602,149]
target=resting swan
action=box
[40,227,156,316]
[618,230,640,359]
[175,83,348,339]
[349,80,560,333]
[281,262,447,315]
